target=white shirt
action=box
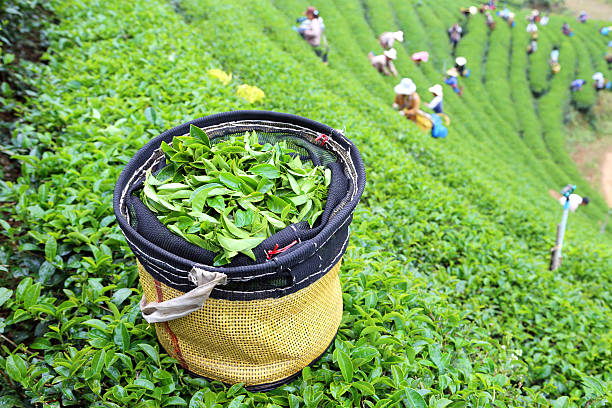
[595,77,605,88]
[559,194,583,212]
[527,23,538,33]
[550,50,559,62]
[540,16,549,25]
[427,95,443,109]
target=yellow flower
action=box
[206,69,232,85]
[236,84,265,104]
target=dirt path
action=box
[602,151,612,207]
[565,0,612,21]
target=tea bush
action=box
[0,0,54,138]
[0,0,611,407]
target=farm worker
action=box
[448,23,463,50]
[455,57,469,77]
[299,6,329,64]
[426,84,444,114]
[578,11,588,23]
[527,9,539,23]
[379,31,404,49]
[487,0,496,10]
[606,53,612,67]
[486,12,496,30]
[549,190,589,212]
[411,51,429,65]
[460,6,477,17]
[527,39,538,54]
[508,12,515,27]
[562,23,572,36]
[368,48,398,76]
[393,78,421,121]
[602,27,612,36]
[593,72,607,91]
[570,79,586,92]
[540,14,549,26]
[549,46,560,65]
[444,68,462,95]
[526,22,537,33]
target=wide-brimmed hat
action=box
[429,84,443,96]
[469,6,477,15]
[393,31,404,42]
[447,67,459,77]
[394,78,417,95]
[384,48,397,60]
[411,51,429,62]
[455,56,467,66]
[593,72,604,81]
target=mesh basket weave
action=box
[113,111,365,390]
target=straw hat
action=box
[592,72,604,81]
[384,48,398,60]
[455,56,467,66]
[447,67,459,77]
[429,84,443,96]
[393,31,404,42]
[394,78,417,95]
[469,6,477,15]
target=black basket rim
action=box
[113,110,366,279]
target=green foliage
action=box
[0,0,610,407]
[141,129,330,265]
[0,0,53,138]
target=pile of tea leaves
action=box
[141,125,330,265]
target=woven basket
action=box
[113,111,365,390]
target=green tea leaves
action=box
[334,349,353,383]
[141,130,329,265]
[250,163,280,179]
[189,124,211,147]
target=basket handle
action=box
[140,268,227,323]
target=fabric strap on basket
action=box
[140,268,227,323]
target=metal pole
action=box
[550,197,571,271]
[601,209,611,234]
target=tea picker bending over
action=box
[369,48,398,76]
[444,68,462,95]
[379,31,404,50]
[455,57,470,77]
[549,188,589,212]
[393,78,421,121]
[570,79,586,92]
[593,72,608,92]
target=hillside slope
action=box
[0,0,610,407]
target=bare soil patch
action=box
[601,151,612,206]
[564,0,612,21]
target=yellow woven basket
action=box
[138,260,343,387]
[114,112,365,390]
